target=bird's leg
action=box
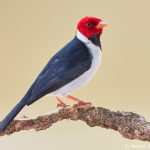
[67,95,80,102]
[56,96,68,108]
[67,95,91,105]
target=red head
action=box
[77,16,107,38]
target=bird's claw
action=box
[57,102,69,108]
[73,100,92,111]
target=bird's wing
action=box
[26,38,92,105]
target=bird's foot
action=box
[57,102,68,108]
[73,101,92,111]
[73,100,91,107]
[56,96,69,108]
[67,95,91,110]
[56,95,91,110]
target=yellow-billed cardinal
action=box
[0,16,107,131]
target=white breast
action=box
[50,30,102,97]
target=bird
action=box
[0,16,107,131]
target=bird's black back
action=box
[25,37,93,105]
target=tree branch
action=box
[0,103,150,142]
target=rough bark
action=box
[0,103,150,142]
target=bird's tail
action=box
[0,95,28,131]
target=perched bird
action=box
[0,16,107,131]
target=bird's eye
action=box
[87,22,95,27]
